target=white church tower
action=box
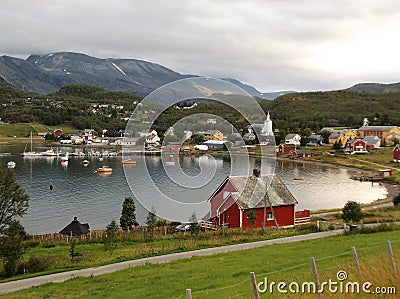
[261,111,274,136]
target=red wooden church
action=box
[206,170,308,229]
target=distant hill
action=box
[345,82,400,93]
[0,52,286,100]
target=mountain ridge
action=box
[0,51,290,99]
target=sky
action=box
[1,0,400,92]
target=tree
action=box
[393,194,400,207]
[145,208,157,241]
[120,196,138,231]
[188,212,200,237]
[0,220,26,276]
[104,220,118,257]
[342,201,364,224]
[0,167,29,234]
[332,141,342,151]
[247,210,257,227]
[69,239,82,263]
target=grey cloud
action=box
[1,0,399,92]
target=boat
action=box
[60,153,69,162]
[22,132,42,156]
[99,157,104,161]
[7,161,16,169]
[82,160,90,166]
[42,148,58,157]
[292,176,304,181]
[121,159,136,165]
[96,166,112,174]
[165,161,175,166]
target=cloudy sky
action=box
[1,0,400,92]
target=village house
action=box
[346,139,368,154]
[363,136,381,149]
[357,125,400,145]
[290,150,311,158]
[59,217,90,236]
[145,130,161,146]
[328,129,357,146]
[394,144,400,162]
[277,144,296,154]
[285,133,301,146]
[306,134,324,146]
[206,170,310,229]
[385,131,400,146]
[204,130,224,141]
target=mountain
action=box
[0,52,285,99]
[345,82,400,93]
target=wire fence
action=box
[179,239,400,299]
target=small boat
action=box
[99,157,104,162]
[292,176,304,181]
[22,132,43,157]
[121,159,136,165]
[165,161,175,166]
[42,149,58,157]
[60,153,69,162]
[82,160,90,166]
[7,161,16,169]
[97,166,112,174]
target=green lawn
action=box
[2,230,399,298]
[0,122,79,138]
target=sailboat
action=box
[22,132,42,157]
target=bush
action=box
[393,194,400,206]
[17,256,49,274]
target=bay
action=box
[0,144,388,234]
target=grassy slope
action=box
[2,230,400,299]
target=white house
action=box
[145,130,161,146]
[285,134,301,146]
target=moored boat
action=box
[121,159,136,165]
[82,160,90,166]
[7,161,16,169]
[22,132,42,156]
[96,166,112,174]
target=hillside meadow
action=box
[1,230,399,299]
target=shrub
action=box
[393,194,400,206]
[17,256,49,274]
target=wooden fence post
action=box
[352,246,362,281]
[250,272,260,299]
[185,288,192,299]
[387,240,397,275]
[310,257,322,299]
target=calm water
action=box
[0,144,388,234]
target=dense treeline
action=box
[1,84,400,139]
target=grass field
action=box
[2,230,399,298]
[0,122,79,138]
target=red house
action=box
[290,150,311,158]
[207,170,299,229]
[277,144,296,154]
[53,129,63,138]
[346,139,368,154]
[394,145,400,162]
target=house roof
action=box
[358,126,397,131]
[329,132,341,139]
[59,217,90,236]
[285,133,299,139]
[226,174,298,210]
[295,150,311,154]
[205,130,220,135]
[363,136,381,145]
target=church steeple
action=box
[261,111,273,136]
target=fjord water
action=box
[1,144,388,234]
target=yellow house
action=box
[357,126,400,145]
[204,130,224,141]
[328,129,357,146]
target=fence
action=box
[181,240,399,299]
